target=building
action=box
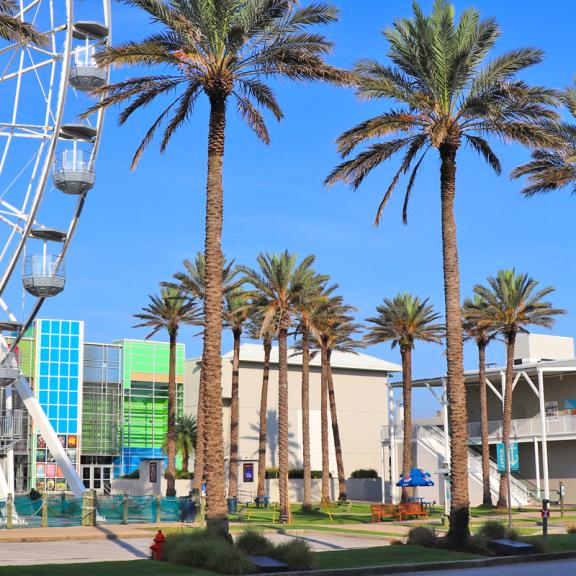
[391,333,576,505]
[0,319,184,494]
[185,343,401,498]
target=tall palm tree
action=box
[292,277,329,511]
[365,294,444,502]
[173,253,239,494]
[224,286,250,502]
[471,270,564,508]
[162,414,197,473]
[89,0,347,535]
[325,0,559,540]
[245,314,277,501]
[462,295,497,507]
[241,251,319,522]
[134,286,200,497]
[512,81,576,195]
[0,1,47,45]
[324,309,363,502]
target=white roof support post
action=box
[442,379,450,516]
[14,375,85,497]
[537,369,549,501]
[388,385,398,504]
[533,437,541,500]
[485,377,503,403]
[0,460,8,499]
[4,384,14,495]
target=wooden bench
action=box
[371,503,402,522]
[399,501,428,519]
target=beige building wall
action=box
[185,348,396,497]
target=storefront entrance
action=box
[81,465,112,492]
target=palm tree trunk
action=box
[498,333,516,508]
[320,338,330,504]
[301,329,312,511]
[202,93,228,535]
[439,141,470,543]
[193,367,205,492]
[166,331,177,498]
[257,339,271,500]
[327,352,346,502]
[401,346,413,503]
[228,328,241,500]
[278,312,290,522]
[182,444,189,474]
[478,342,492,507]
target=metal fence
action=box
[0,493,197,529]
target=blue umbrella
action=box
[396,467,435,487]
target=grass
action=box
[524,534,576,552]
[0,561,215,576]
[240,523,400,538]
[314,545,483,569]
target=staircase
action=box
[416,425,532,506]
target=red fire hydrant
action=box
[150,530,165,561]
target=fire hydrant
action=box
[150,530,165,561]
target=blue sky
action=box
[29,0,576,417]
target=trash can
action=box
[227,498,237,513]
[179,498,196,522]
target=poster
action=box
[46,463,57,478]
[67,435,77,448]
[37,435,46,449]
[58,435,67,448]
[36,464,45,478]
[565,399,576,415]
[243,463,254,483]
[68,449,77,464]
[149,461,158,483]
[36,449,46,462]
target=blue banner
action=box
[497,442,519,472]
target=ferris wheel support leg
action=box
[5,385,14,495]
[14,376,85,498]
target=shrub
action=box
[350,469,379,479]
[265,467,279,479]
[122,469,140,479]
[407,526,437,548]
[29,488,42,501]
[471,521,519,554]
[235,528,273,556]
[567,525,576,534]
[272,539,316,570]
[164,529,255,575]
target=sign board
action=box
[149,461,158,483]
[243,463,254,483]
[497,442,519,472]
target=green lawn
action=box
[314,545,482,569]
[525,534,576,552]
[0,561,213,576]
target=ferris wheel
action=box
[0,1,112,499]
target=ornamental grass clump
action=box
[272,539,316,571]
[163,529,255,575]
[407,526,437,548]
[235,527,274,556]
[470,520,520,554]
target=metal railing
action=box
[0,409,25,438]
[468,413,576,440]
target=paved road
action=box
[0,532,388,565]
[394,558,576,576]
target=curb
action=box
[264,550,576,576]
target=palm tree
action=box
[462,295,497,507]
[365,294,444,502]
[224,286,250,502]
[292,277,329,511]
[241,251,319,522]
[325,0,559,541]
[512,81,576,195]
[245,314,276,502]
[0,1,47,45]
[173,253,239,494]
[324,309,363,502]
[89,0,347,535]
[134,286,200,497]
[163,414,197,474]
[471,270,564,508]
